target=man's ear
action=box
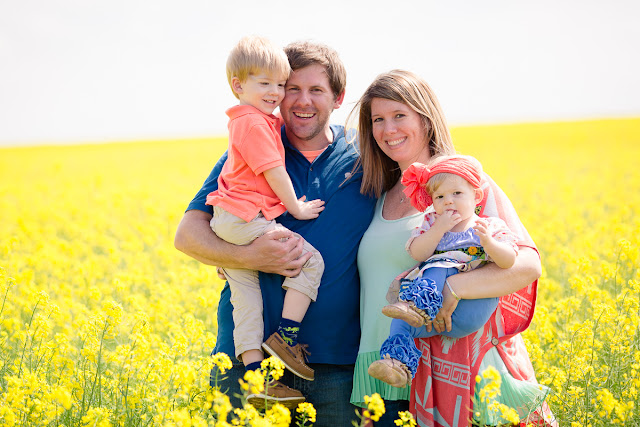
[474,188,484,204]
[231,77,243,95]
[333,91,345,110]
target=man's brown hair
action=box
[284,41,346,98]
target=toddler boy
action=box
[206,35,325,407]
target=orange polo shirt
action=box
[206,105,287,222]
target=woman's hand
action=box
[427,282,460,334]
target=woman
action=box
[349,70,556,426]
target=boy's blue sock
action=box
[245,361,262,372]
[277,318,301,347]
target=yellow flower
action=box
[494,403,520,425]
[264,403,291,427]
[53,386,73,410]
[211,352,233,374]
[81,407,111,427]
[233,404,261,425]
[102,300,123,325]
[363,393,386,422]
[31,312,52,340]
[394,410,416,426]
[206,389,232,421]
[481,366,500,382]
[468,246,478,255]
[478,366,502,403]
[3,120,640,426]
[595,388,618,418]
[0,406,17,426]
[239,369,264,395]
[296,402,317,423]
[261,356,285,381]
[36,290,50,305]
[89,286,102,302]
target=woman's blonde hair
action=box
[226,35,291,99]
[348,69,456,197]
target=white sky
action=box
[1,0,639,146]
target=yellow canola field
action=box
[1,118,639,426]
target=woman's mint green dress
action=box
[350,193,424,408]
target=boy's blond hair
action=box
[226,35,291,99]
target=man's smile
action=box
[293,112,315,119]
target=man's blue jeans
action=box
[376,398,410,426]
[210,361,359,426]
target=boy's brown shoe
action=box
[262,332,315,381]
[246,379,305,410]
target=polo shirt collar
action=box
[225,104,279,127]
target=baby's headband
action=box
[401,155,482,212]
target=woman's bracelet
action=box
[445,278,461,301]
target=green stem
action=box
[17,301,40,376]
[86,322,108,411]
[584,309,605,426]
[0,284,11,319]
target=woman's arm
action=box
[430,246,541,333]
[457,172,541,297]
[174,209,311,276]
[429,173,541,333]
[450,246,540,299]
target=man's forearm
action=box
[174,209,250,268]
[448,246,541,299]
[175,209,307,276]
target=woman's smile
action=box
[386,137,406,147]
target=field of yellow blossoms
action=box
[1,117,639,426]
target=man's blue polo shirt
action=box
[186,125,376,364]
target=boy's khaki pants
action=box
[211,206,324,361]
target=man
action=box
[175,40,376,426]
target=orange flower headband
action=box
[401,155,483,212]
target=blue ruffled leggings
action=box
[381,267,499,377]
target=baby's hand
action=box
[473,218,493,246]
[291,196,325,220]
[433,210,462,232]
[473,217,517,268]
